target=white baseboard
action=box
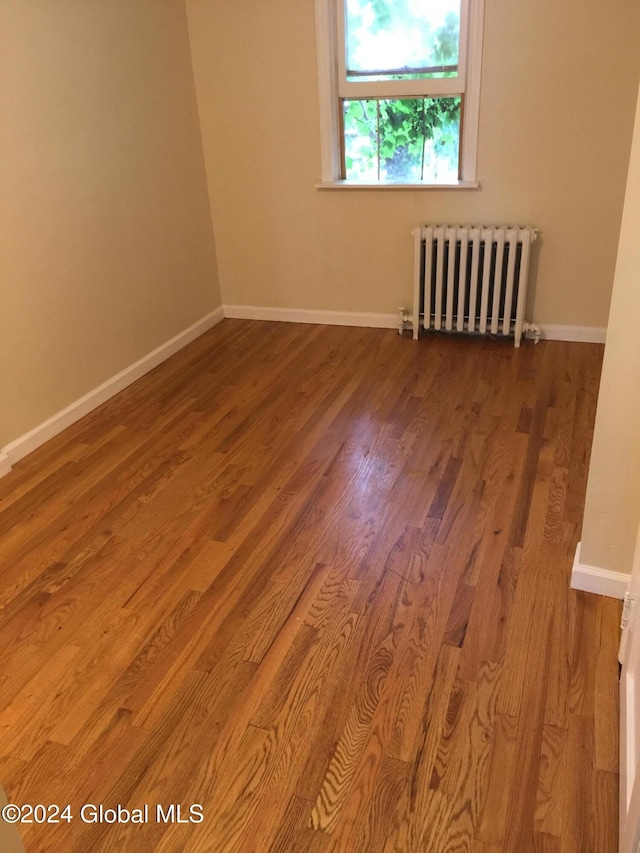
[532,324,607,344]
[0,306,225,477]
[223,305,400,329]
[570,541,629,600]
[224,308,607,343]
[0,453,12,479]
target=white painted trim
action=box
[0,307,225,475]
[460,0,484,183]
[528,324,607,344]
[224,307,608,343]
[315,0,341,182]
[0,453,12,479]
[315,180,480,190]
[570,541,630,600]
[223,305,399,329]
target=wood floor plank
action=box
[533,832,562,852]
[476,713,519,846]
[595,596,621,773]
[385,545,461,762]
[561,714,595,853]
[0,323,616,852]
[341,756,410,853]
[534,724,567,837]
[501,642,554,852]
[566,590,598,719]
[309,571,405,833]
[266,795,316,853]
[381,645,461,850]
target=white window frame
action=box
[314,0,485,189]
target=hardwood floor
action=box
[0,320,619,852]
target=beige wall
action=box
[1,0,221,448]
[581,83,640,576]
[186,0,640,326]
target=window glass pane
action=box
[343,99,380,180]
[345,0,461,82]
[343,97,460,182]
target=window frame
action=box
[314,0,485,188]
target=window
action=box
[315,0,484,187]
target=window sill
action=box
[315,180,480,191]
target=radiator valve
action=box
[398,308,410,335]
[523,322,541,344]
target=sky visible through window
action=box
[346,0,461,78]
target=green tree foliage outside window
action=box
[343,97,460,181]
[343,0,462,182]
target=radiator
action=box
[411,225,539,347]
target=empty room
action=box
[2,1,640,851]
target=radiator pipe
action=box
[523,322,541,344]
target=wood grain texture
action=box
[0,322,619,852]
